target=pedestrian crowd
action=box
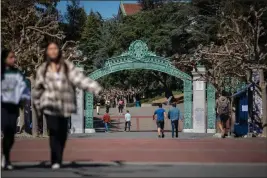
[96,88,142,108]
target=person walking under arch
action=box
[118,99,124,115]
[165,90,173,106]
[1,49,29,170]
[33,42,101,169]
[153,104,167,138]
[96,102,101,115]
[124,110,131,132]
[168,103,180,138]
[105,99,110,113]
[103,111,111,132]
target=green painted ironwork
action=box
[85,40,193,129]
[205,77,246,130]
[223,77,247,95]
[207,83,216,129]
[85,92,94,128]
[73,60,84,69]
[183,79,193,129]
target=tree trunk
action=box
[18,107,25,133]
[259,69,267,137]
[29,76,38,137]
[43,114,48,137]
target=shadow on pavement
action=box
[12,160,128,170]
[93,117,121,132]
[2,160,160,178]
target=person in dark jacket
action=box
[1,49,29,170]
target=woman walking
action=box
[1,49,29,170]
[118,99,124,115]
[33,42,101,169]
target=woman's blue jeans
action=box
[104,122,109,132]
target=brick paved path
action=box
[93,105,185,132]
[95,105,180,116]
[10,136,267,163]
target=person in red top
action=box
[118,99,124,115]
[103,111,111,132]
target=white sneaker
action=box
[51,163,60,170]
[1,155,5,168]
[1,155,13,170]
[6,164,13,170]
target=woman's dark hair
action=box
[43,42,68,80]
[43,41,62,62]
[1,49,12,80]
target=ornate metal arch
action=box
[85,40,193,130]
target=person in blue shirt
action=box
[153,104,167,138]
[168,103,180,138]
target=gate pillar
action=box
[71,65,85,133]
[192,66,207,133]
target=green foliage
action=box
[64,0,87,41]
[80,2,217,94]
[78,2,206,94]
[37,0,60,14]
[141,90,182,104]
[138,0,165,10]
[79,0,267,95]
[80,11,103,72]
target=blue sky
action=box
[57,1,138,20]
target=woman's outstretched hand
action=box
[89,85,102,96]
[94,86,102,96]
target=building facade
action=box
[117,2,142,20]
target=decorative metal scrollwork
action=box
[84,40,193,130]
[207,83,216,129]
[183,79,192,129]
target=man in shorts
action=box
[153,104,167,138]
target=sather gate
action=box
[75,40,216,133]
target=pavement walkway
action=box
[69,132,213,139]
[8,132,267,163]
[93,105,185,132]
[3,162,267,177]
[94,105,182,117]
[3,132,267,177]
